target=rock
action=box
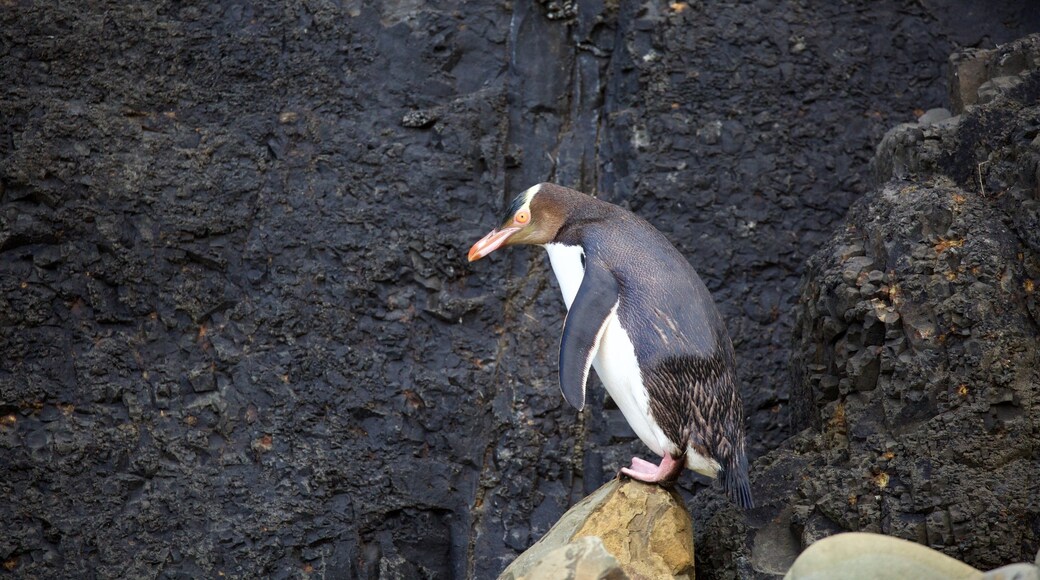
[976,75,1024,105]
[401,109,438,129]
[509,537,626,580]
[917,108,952,125]
[981,563,1040,580]
[792,151,1040,568]
[949,48,993,113]
[783,532,982,580]
[949,35,1040,113]
[686,33,1040,580]
[785,534,1040,580]
[751,507,802,575]
[499,478,695,580]
[878,35,1040,185]
[691,32,1040,579]
[845,347,880,392]
[540,0,577,20]
[841,256,875,285]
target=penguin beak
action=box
[468,227,521,262]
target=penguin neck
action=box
[542,243,585,310]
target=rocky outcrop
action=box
[949,35,1040,114]
[873,34,1040,187]
[692,34,1040,578]
[499,478,695,580]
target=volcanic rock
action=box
[694,33,1040,579]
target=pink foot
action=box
[620,454,684,484]
[628,457,658,474]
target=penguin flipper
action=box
[559,257,619,410]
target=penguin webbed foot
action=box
[625,456,657,473]
[619,453,684,484]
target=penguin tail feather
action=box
[722,454,754,509]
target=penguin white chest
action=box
[543,243,584,309]
[542,243,673,457]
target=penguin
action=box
[468,182,753,508]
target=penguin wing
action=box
[558,256,619,410]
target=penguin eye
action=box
[515,210,530,224]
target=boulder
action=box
[784,533,1040,580]
[499,478,696,580]
[784,533,981,580]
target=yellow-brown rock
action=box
[498,478,695,580]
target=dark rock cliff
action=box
[702,35,1040,579]
[1,1,1037,578]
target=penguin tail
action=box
[722,453,754,509]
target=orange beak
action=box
[467,227,521,262]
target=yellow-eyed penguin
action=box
[468,183,753,508]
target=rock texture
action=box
[691,34,1040,579]
[499,478,695,580]
[2,1,1039,578]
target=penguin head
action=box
[468,183,569,261]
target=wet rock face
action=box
[1,2,1038,579]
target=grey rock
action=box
[842,256,876,286]
[981,563,1040,580]
[508,536,627,580]
[846,347,880,392]
[977,75,1025,105]
[401,110,438,129]
[949,34,1040,112]
[783,532,982,580]
[541,0,577,20]
[950,48,993,113]
[917,108,952,125]
[751,507,801,575]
